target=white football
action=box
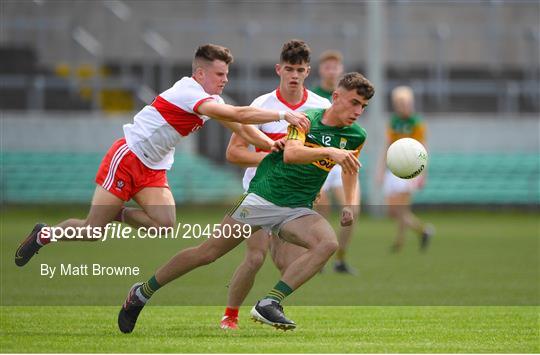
[386,138,428,179]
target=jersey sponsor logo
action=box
[303,142,336,171]
[312,158,336,172]
[304,142,336,171]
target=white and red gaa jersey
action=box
[242,88,331,190]
[123,77,223,170]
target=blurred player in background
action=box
[15,44,309,267]
[117,73,374,333]
[220,39,331,330]
[312,50,344,101]
[313,50,359,274]
[377,86,434,252]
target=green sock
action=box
[265,280,293,303]
[140,275,161,299]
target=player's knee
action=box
[161,218,175,229]
[150,215,175,229]
[244,250,266,271]
[198,251,217,266]
[273,256,286,274]
[318,239,339,257]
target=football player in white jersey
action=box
[15,44,309,267]
[220,39,333,330]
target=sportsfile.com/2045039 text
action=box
[38,223,252,242]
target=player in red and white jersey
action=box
[220,40,331,330]
[15,44,310,267]
[239,84,331,191]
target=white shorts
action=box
[321,165,343,192]
[229,193,319,236]
[383,170,419,196]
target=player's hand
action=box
[340,206,354,226]
[270,137,287,152]
[328,148,361,174]
[284,111,310,132]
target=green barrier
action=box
[1,152,242,204]
[1,152,538,205]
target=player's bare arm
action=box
[340,167,359,227]
[197,100,310,131]
[225,132,269,167]
[283,139,360,174]
[219,121,275,151]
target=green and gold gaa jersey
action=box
[248,108,367,208]
[311,86,333,102]
[387,114,425,144]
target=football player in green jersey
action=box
[117,72,374,333]
[312,50,360,274]
[220,39,331,330]
[311,50,344,101]
[376,86,434,252]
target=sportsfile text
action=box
[39,223,252,242]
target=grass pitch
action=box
[1,306,538,353]
[1,206,539,352]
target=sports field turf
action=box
[1,306,538,353]
[1,206,539,352]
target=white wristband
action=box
[278,110,286,121]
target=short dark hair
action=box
[338,72,375,99]
[280,39,311,65]
[192,44,233,72]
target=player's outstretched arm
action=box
[197,100,310,131]
[220,121,276,151]
[225,132,269,167]
[283,139,360,174]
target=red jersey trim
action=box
[151,95,205,137]
[276,87,308,110]
[193,97,216,114]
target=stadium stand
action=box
[1,1,538,207]
[1,152,243,204]
[2,152,537,206]
[413,153,539,205]
[355,153,539,206]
